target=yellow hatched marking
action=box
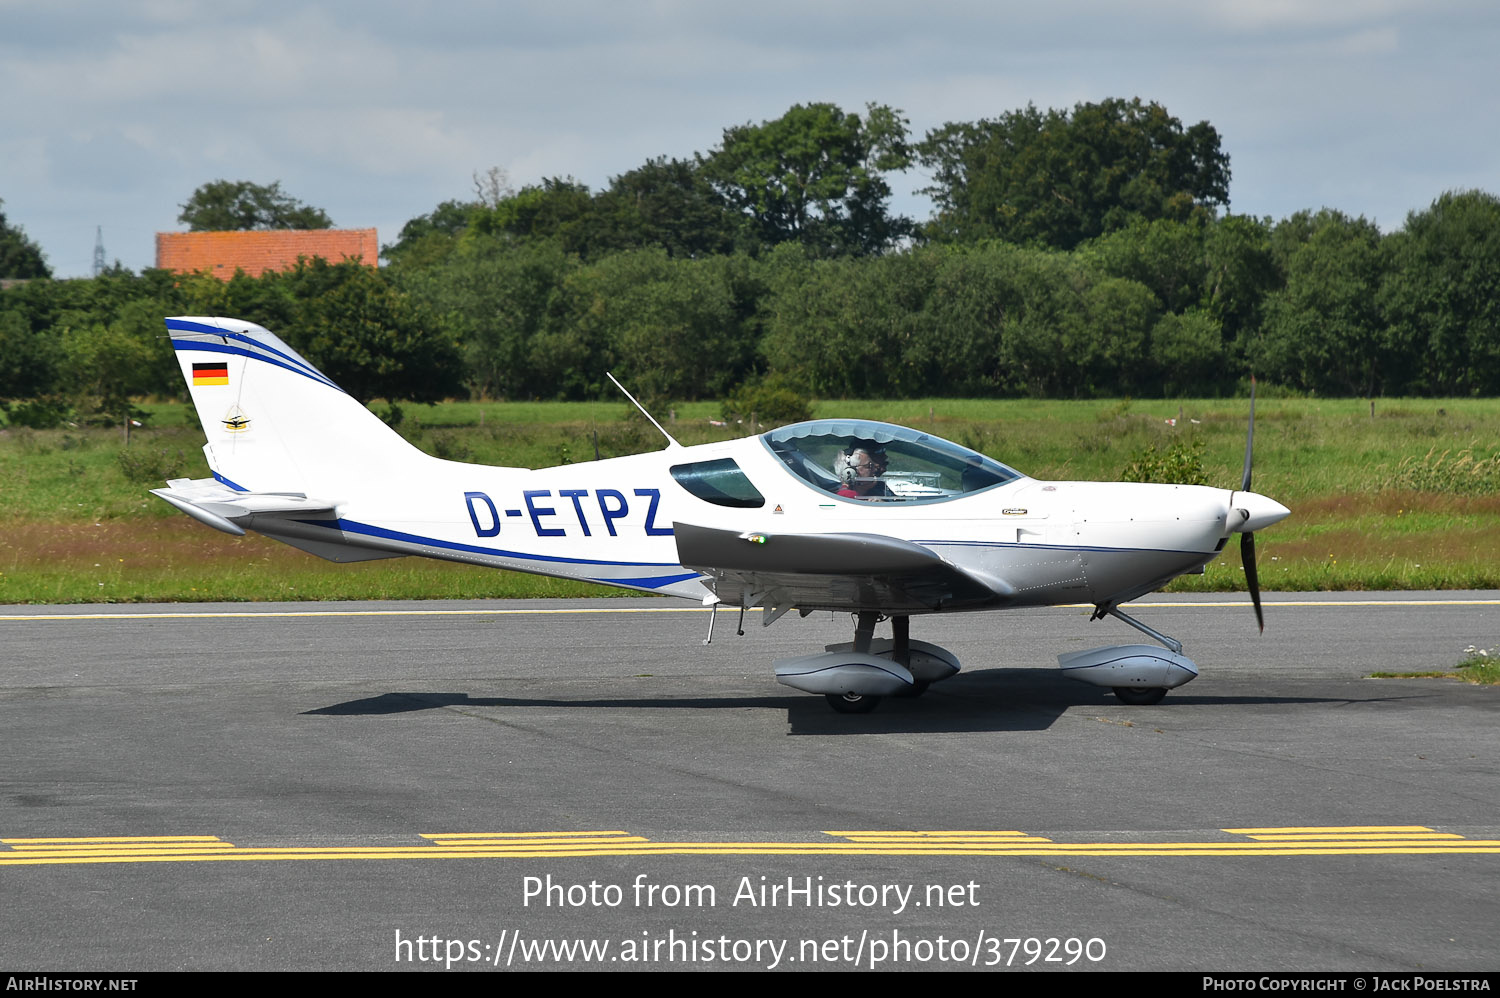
[1225,825,1438,834]
[1241,832,1461,841]
[830,830,1053,842]
[426,838,650,848]
[421,830,634,840]
[2,827,1495,866]
[3,835,225,845]
[828,830,1040,837]
[6,841,1499,867]
[8,843,237,853]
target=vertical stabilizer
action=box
[165,316,431,498]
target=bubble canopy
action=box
[760,419,1025,503]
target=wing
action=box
[674,522,1013,614]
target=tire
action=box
[826,693,881,714]
[893,680,930,699]
[1113,686,1168,706]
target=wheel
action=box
[893,680,930,699]
[1113,686,1168,706]
[826,693,881,714]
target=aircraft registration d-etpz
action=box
[156,316,1290,714]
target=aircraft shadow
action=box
[302,689,1068,734]
[302,669,1397,735]
[305,691,800,715]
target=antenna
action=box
[92,226,105,277]
[606,372,681,449]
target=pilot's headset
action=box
[836,442,885,484]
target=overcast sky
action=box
[2,0,1496,277]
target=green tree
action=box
[469,178,597,252]
[1201,214,1278,352]
[179,259,461,402]
[1382,190,1500,394]
[701,102,914,256]
[1150,310,1228,395]
[0,199,51,278]
[542,249,753,402]
[381,199,479,266]
[975,246,1159,398]
[281,260,461,403]
[760,252,921,396]
[1254,210,1392,395]
[0,307,61,398]
[1081,275,1159,394]
[2,268,187,403]
[591,157,739,258]
[898,247,1011,396]
[1080,217,1206,314]
[58,310,160,424]
[919,98,1230,250]
[178,180,333,231]
[393,233,579,399]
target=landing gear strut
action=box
[888,615,928,697]
[842,611,885,713]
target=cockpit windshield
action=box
[760,419,1024,503]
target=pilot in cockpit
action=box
[834,441,893,499]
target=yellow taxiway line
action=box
[3,598,1498,622]
[2,826,1496,866]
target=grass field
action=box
[3,396,1500,604]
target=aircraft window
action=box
[669,458,766,509]
[761,419,1023,503]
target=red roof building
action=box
[155,229,378,279]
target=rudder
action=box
[166,316,431,497]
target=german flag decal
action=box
[193,362,229,386]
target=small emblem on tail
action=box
[221,405,251,433]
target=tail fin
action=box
[166,316,431,497]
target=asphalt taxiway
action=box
[2,593,1497,970]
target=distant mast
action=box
[92,226,105,277]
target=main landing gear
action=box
[774,612,962,714]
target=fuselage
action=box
[303,420,1279,611]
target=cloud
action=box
[2,1,1497,272]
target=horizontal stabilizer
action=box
[151,477,337,535]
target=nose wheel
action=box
[1113,686,1168,706]
[826,693,881,714]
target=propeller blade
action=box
[1242,530,1264,633]
[1241,376,1256,493]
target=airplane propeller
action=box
[1231,379,1264,632]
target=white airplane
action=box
[153,316,1290,714]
